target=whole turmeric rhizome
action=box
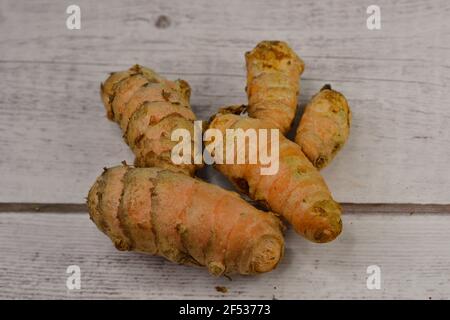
[88,40,351,277]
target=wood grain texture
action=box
[0,0,449,204]
[1,211,449,299]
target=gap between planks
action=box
[0,203,449,214]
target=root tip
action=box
[249,237,283,273]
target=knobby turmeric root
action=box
[100,64,201,176]
[245,41,305,134]
[295,85,351,169]
[208,108,342,243]
[87,165,285,276]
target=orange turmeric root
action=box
[100,65,201,176]
[87,165,284,276]
[245,41,304,134]
[295,84,351,169]
[208,107,342,243]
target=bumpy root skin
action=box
[87,165,285,276]
[100,65,201,176]
[245,41,304,134]
[295,85,351,169]
[208,111,342,243]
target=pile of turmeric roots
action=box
[88,41,351,276]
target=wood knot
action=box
[155,15,171,29]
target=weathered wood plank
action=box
[0,211,449,299]
[0,0,449,203]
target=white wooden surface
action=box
[0,0,450,299]
[1,211,449,299]
[0,0,449,203]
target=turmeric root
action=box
[208,108,342,243]
[87,165,284,276]
[245,41,304,134]
[295,85,351,169]
[100,65,201,176]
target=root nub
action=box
[249,236,283,273]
